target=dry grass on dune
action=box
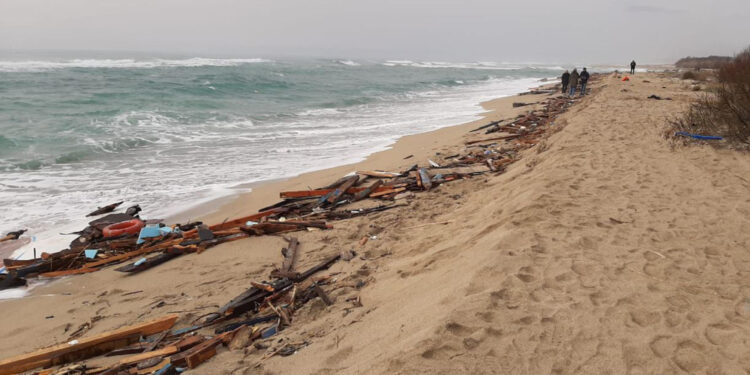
[672,46,750,147]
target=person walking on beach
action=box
[630,60,636,74]
[561,70,570,94]
[579,68,590,96]
[568,68,579,96]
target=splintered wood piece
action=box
[418,168,432,191]
[0,314,178,375]
[251,282,275,293]
[313,285,333,306]
[465,133,521,145]
[280,237,299,273]
[118,346,178,366]
[82,238,184,269]
[38,268,99,278]
[356,170,401,178]
[369,187,405,198]
[174,336,204,352]
[171,331,232,368]
[430,164,491,175]
[352,180,383,202]
[325,175,359,205]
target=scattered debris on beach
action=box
[0,237,344,374]
[0,84,586,373]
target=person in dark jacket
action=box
[568,68,579,96]
[561,70,570,94]
[579,68,590,96]
[630,60,636,74]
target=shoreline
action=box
[1,82,554,300]
[6,77,552,261]
[165,81,553,226]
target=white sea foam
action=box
[382,60,566,71]
[0,58,271,72]
[336,59,360,66]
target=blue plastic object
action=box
[154,363,172,375]
[675,131,723,140]
[262,325,278,338]
[84,249,99,259]
[137,225,163,244]
[133,258,147,267]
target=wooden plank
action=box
[82,239,184,269]
[418,168,432,191]
[356,170,401,178]
[430,164,491,175]
[465,133,521,145]
[280,237,298,273]
[369,187,406,198]
[325,175,359,205]
[136,358,171,374]
[205,208,286,233]
[0,314,178,375]
[280,185,395,199]
[118,346,178,366]
[38,267,99,278]
[170,332,230,368]
[352,180,383,202]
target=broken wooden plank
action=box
[352,180,383,202]
[465,133,521,145]
[82,238,184,269]
[369,187,406,198]
[313,285,333,306]
[280,237,298,273]
[356,170,401,178]
[216,254,341,318]
[469,119,502,132]
[38,267,99,278]
[0,314,178,375]
[118,346,178,366]
[86,201,124,217]
[325,175,359,205]
[429,164,491,175]
[171,332,232,368]
[174,336,204,352]
[418,168,432,191]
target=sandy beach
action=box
[2,72,750,374]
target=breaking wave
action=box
[0,58,271,72]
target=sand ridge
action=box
[2,73,749,375]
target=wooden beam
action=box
[355,170,401,178]
[280,237,299,273]
[325,175,359,205]
[118,346,178,366]
[352,180,383,202]
[0,314,178,375]
[465,133,521,145]
[38,267,99,278]
[171,332,231,368]
[418,168,432,191]
[369,187,406,198]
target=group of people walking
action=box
[560,68,590,96]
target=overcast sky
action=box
[1,0,748,64]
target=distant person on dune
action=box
[561,70,570,94]
[569,68,579,96]
[630,60,636,74]
[579,68,590,96]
